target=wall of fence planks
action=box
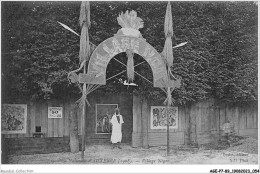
[2,92,133,144]
[132,96,258,147]
[3,99,74,139]
[2,95,258,147]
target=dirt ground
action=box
[7,137,258,164]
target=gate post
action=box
[141,98,149,148]
[132,95,142,147]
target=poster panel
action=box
[151,106,178,129]
[1,104,27,134]
[48,107,62,118]
[96,104,118,134]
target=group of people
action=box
[96,108,124,149]
[97,113,112,133]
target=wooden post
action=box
[141,98,149,148]
[81,64,87,161]
[132,95,142,147]
[166,93,170,156]
[184,104,191,145]
[77,0,91,162]
[69,105,79,153]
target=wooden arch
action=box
[79,35,168,88]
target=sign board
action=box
[48,107,62,118]
[150,106,178,129]
[83,35,168,87]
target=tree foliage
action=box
[1,1,257,104]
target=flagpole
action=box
[166,87,170,156]
[163,1,173,157]
[79,1,91,161]
[81,65,86,161]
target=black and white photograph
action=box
[1,1,258,174]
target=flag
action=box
[164,1,173,38]
[162,1,174,68]
[126,49,134,82]
[162,1,174,106]
[79,1,91,63]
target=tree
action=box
[2,1,81,102]
[204,2,258,102]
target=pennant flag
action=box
[79,1,91,28]
[164,1,173,38]
[162,1,174,68]
[126,49,135,82]
[79,1,91,63]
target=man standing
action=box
[110,108,124,149]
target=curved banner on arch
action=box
[79,35,168,88]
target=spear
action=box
[57,21,97,52]
[57,21,80,36]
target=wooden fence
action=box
[2,100,81,139]
[2,93,133,143]
[2,96,258,146]
[184,99,258,145]
[133,97,258,147]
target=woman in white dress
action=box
[110,108,124,149]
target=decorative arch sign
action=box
[79,35,167,87]
[78,10,172,88]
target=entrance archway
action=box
[103,51,155,145]
[67,6,182,158]
[78,35,168,88]
[77,34,170,146]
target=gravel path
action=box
[8,137,258,165]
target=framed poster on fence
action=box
[150,106,178,129]
[96,104,118,134]
[48,107,62,118]
[1,104,27,134]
